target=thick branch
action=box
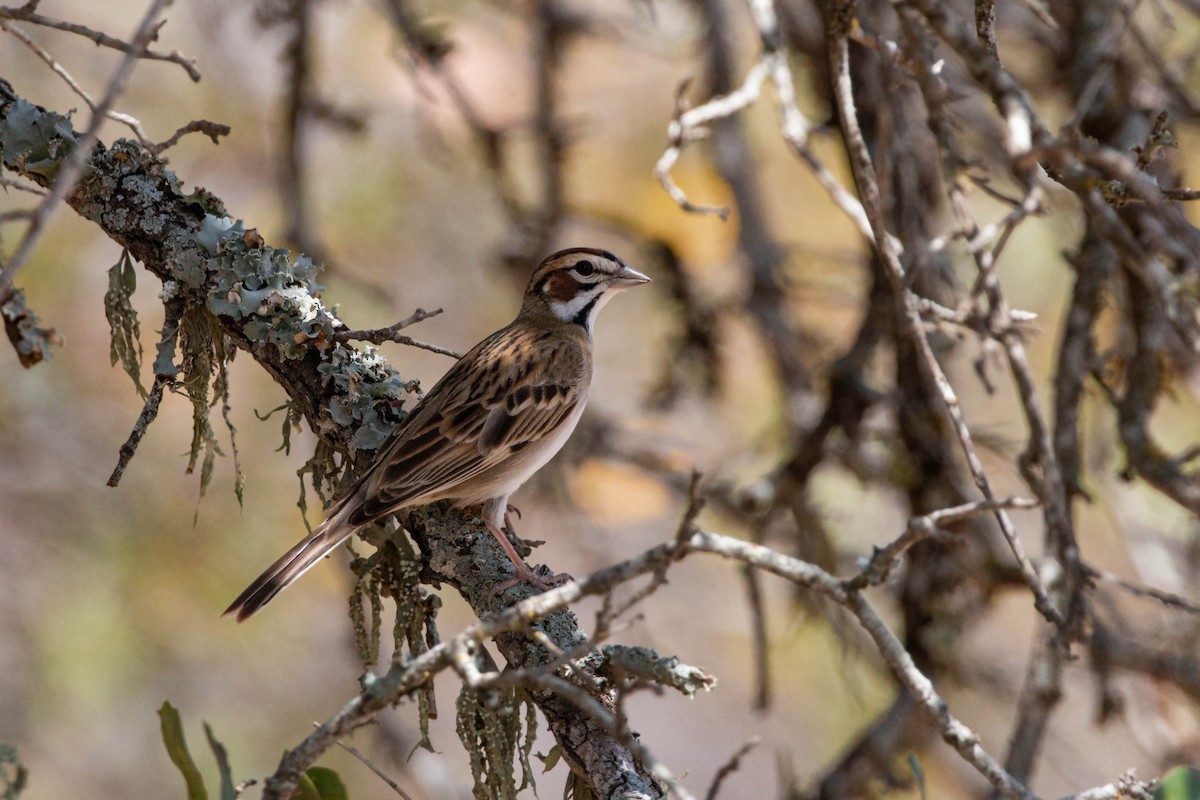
[0,82,661,799]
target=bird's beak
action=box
[610,264,651,288]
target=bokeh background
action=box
[1,1,1199,798]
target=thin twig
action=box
[847,496,1040,591]
[825,4,1063,629]
[107,376,168,486]
[316,724,416,799]
[692,531,1035,799]
[0,4,200,80]
[704,738,759,800]
[108,299,182,486]
[1084,565,1200,614]
[0,0,176,303]
[0,175,46,195]
[150,119,230,154]
[333,311,459,359]
[0,19,149,149]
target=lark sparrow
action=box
[225,248,650,620]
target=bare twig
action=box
[318,725,416,800]
[1084,564,1200,614]
[332,309,460,359]
[704,738,759,800]
[847,497,1040,591]
[0,175,46,195]
[0,18,228,155]
[0,4,200,81]
[691,531,1035,800]
[108,377,169,486]
[825,2,1063,629]
[331,307,443,345]
[150,119,230,153]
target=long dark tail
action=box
[223,500,359,622]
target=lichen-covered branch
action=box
[0,81,665,800]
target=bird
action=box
[224,247,650,621]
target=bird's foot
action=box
[490,562,574,597]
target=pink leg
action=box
[485,524,571,595]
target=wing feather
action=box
[345,323,586,524]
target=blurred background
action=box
[1,0,1198,798]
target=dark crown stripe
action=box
[538,246,624,271]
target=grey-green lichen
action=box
[599,645,716,697]
[199,214,415,451]
[0,98,75,180]
[201,216,330,356]
[349,525,443,755]
[319,344,416,450]
[1,289,59,368]
[177,301,242,502]
[456,681,537,800]
[1,91,417,455]
[104,249,146,397]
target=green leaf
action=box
[536,744,562,773]
[293,773,321,800]
[203,723,235,800]
[0,743,29,800]
[157,702,208,800]
[304,767,348,800]
[1155,767,1200,800]
[907,752,926,800]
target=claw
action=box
[485,523,570,596]
[501,507,543,556]
[490,565,573,597]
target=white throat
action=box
[549,284,614,332]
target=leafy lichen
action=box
[0,98,75,180]
[456,679,526,800]
[599,645,717,697]
[105,249,146,398]
[1,289,59,367]
[318,344,415,451]
[199,215,416,451]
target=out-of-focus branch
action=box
[280,0,313,249]
[825,0,1063,630]
[0,0,177,305]
[0,18,227,155]
[655,0,883,248]
[846,496,1039,591]
[381,0,524,227]
[384,0,583,271]
[0,2,201,81]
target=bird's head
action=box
[523,248,651,333]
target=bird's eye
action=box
[572,261,596,277]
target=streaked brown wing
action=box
[347,323,586,524]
